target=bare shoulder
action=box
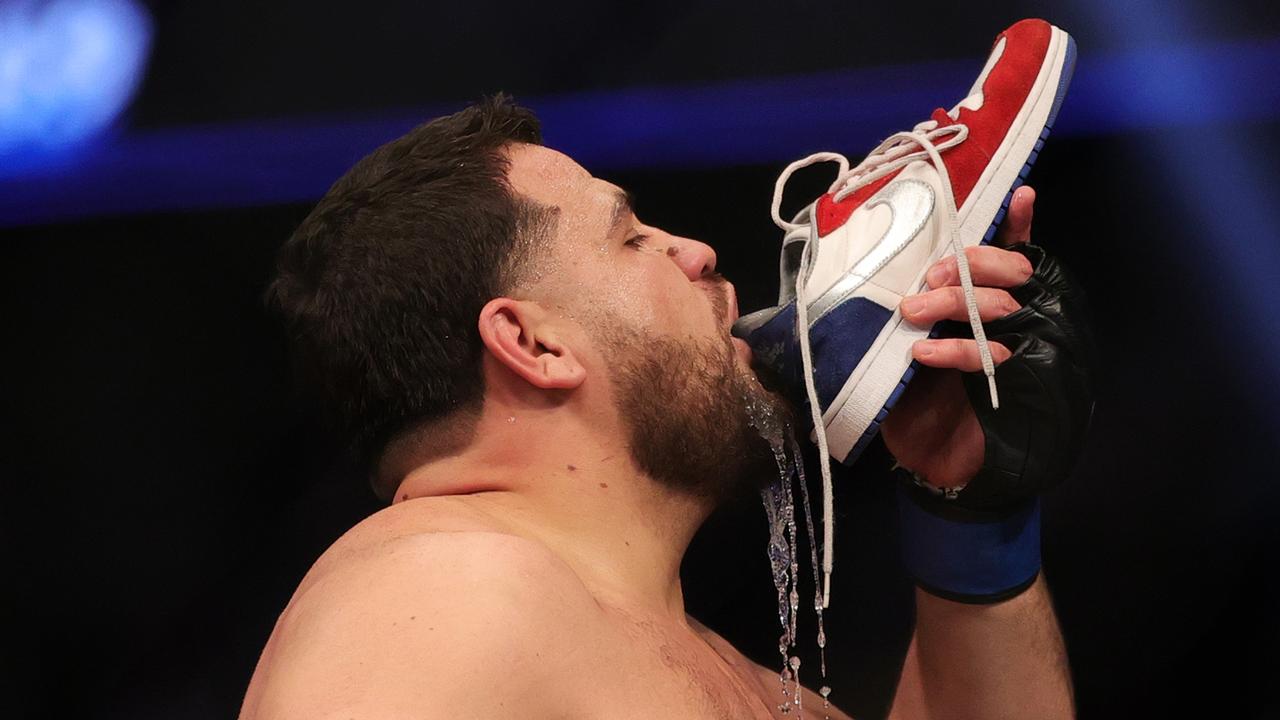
[241,500,599,720]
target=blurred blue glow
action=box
[1072,0,1280,409]
[0,0,152,163]
[0,34,1278,226]
[1058,38,1280,135]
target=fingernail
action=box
[916,342,935,358]
[902,296,927,316]
[927,262,948,286]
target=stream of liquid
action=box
[747,396,832,719]
[759,446,797,713]
[792,434,832,712]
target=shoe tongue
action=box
[931,107,957,126]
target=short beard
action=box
[603,323,794,504]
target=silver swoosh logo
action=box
[806,178,935,324]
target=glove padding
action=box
[903,243,1098,519]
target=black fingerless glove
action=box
[898,244,1098,603]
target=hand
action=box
[880,186,1039,488]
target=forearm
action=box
[890,575,1074,720]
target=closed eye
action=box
[625,234,650,248]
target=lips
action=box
[723,283,753,362]
[725,282,740,328]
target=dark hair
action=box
[267,95,553,495]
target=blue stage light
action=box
[0,31,1278,226]
[1070,0,1280,408]
[0,0,152,161]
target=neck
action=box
[394,405,712,621]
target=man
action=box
[242,96,1076,719]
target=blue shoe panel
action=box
[739,297,893,412]
[809,298,893,408]
[738,302,804,395]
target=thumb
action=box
[995,185,1035,247]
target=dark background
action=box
[5,1,1279,718]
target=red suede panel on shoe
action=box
[939,19,1052,207]
[815,19,1052,236]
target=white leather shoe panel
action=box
[802,200,892,303]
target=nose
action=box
[665,235,717,281]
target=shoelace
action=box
[769,117,1001,608]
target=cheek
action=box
[608,283,667,330]
[572,255,711,335]
[590,263,669,326]
[551,268,660,333]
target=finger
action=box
[994,185,1036,247]
[925,246,1034,289]
[912,338,1013,371]
[901,286,1021,325]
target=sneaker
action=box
[732,19,1076,604]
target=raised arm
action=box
[891,577,1073,720]
[881,186,1095,719]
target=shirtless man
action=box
[242,97,1075,719]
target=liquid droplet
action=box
[790,656,804,713]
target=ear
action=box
[478,298,587,390]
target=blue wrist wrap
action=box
[896,487,1042,603]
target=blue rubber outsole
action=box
[838,32,1078,466]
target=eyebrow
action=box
[608,189,637,236]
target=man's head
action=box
[269,96,789,502]
[268,96,551,494]
[496,142,791,502]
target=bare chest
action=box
[581,638,774,720]
[572,614,827,720]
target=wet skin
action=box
[239,145,1055,720]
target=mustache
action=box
[704,272,730,327]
